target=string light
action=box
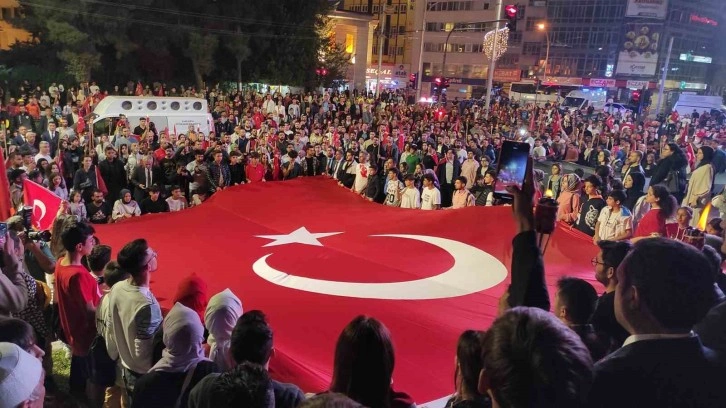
[483,27,510,61]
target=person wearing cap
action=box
[0,342,45,408]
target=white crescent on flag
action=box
[32,199,47,228]
[253,233,508,300]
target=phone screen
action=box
[0,222,7,237]
[494,141,530,199]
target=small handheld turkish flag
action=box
[22,180,62,231]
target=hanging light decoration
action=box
[483,27,510,61]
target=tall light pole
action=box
[441,24,461,80]
[484,0,503,118]
[537,23,551,82]
[655,35,675,117]
[415,2,438,102]
[375,5,386,98]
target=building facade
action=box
[0,0,31,51]
[328,10,377,91]
[539,0,723,107]
[341,0,415,91]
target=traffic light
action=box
[504,4,518,31]
[433,77,450,89]
[631,90,641,105]
[409,73,418,89]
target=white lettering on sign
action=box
[626,80,649,89]
[366,68,393,76]
[590,78,616,87]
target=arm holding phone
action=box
[498,156,551,315]
[0,225,29,315]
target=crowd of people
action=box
[0,79,725,408]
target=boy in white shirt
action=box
[420,173,442,210]
[384,168,404,207]
[400,174,421,209]
[351,151,369,194]
[593,189,633,244]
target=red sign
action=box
[588,78,617,88]
[691,14,718,26]
[494,68,522,82]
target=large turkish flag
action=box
[94,177,599,403]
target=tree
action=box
[226,27,251,91]
[8,0,334,88]
[184,33,219,90]
[318,40,352,89]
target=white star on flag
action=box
[255,227,343,247]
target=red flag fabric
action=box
[135,81,143,96]
[552,110,561,135]
[54,151,64,181]
[331,129,340,148]
[93,178,600,403]
[95,165,108,196]
[76,115,86,134]
[0,148,13,219]
[22,179,62,231]
[272,153,281,181]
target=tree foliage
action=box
[4,0,333,88]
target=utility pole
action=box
[415,2,435,102]
[375,4,387,98]
[484,0,502,118]
[655,35,674,117]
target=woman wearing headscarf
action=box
[204,289,243,372]
[173,274,209,325]
[557,174,582,225]
[112,189,141,222]
[683,146,714,227]
[133,303,219,408]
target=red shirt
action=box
[635,209,666,237]
[54,260,101,356]
[246,163,265,182]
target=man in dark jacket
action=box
[436,149,461,208]
[98,145,127,203]
[588,238,726,408]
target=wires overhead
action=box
[18,0,324,40]
[76,0,323,30]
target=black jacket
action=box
[650,153,688,187]
[508,231,550,311]
[436,159,462,185]
[589,336,726,408]
[98,158,127,202]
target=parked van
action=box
[560,89,608,113]
[672,93,726,116]
[92,96,213,135]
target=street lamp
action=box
[537,23,550,82]
[415,1,439,102]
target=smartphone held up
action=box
[493,141,530,201]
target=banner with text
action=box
[616,23,662,76]
[626,0,668,19]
